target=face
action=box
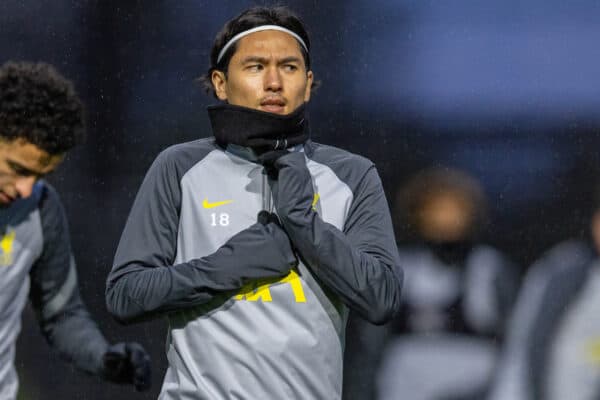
[417,192,474,242]
[211,29,313,115]
[0,139,64,206]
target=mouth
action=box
[260,98,286,114]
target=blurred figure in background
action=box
[487,191,600,400]
[378,167,519,400]
[344,167,519,400]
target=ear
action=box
[304,70,314,102]
[211,70,228,101]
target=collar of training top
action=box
[207,102,309,152]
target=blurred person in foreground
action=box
[105,5,403,400]
[369,167,519,400]
[0,61,151,399]
[487,191,600,400]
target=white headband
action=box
[216,25,308,64]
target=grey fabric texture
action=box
[0,185,44,400]
[0,183,109,400]
[29,184,109,374]
[270,149,403,324]
[346,244,516,400]
[106,139,403,399]
[488,240,594,400]
[106,139,299,322]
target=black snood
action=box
[207,103,309,152]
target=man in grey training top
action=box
[0,61,151,399]
[106,6,403,399]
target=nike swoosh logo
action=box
[202,198,233,209]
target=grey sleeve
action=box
[272,153,403,324]
[106,149,296,324]
[29,185,108,375]
[487,240,593,400]
[337,166,403,323]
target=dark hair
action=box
[0,61,85,155]
[199,6,314,97]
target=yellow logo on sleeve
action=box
[311,193,320,211]
[0,229,16,267]
[202,198,233,209]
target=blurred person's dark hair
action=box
[0,61,85,155]
[198,6,318,98]
[396,166,488,243]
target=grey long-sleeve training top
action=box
[106,139,403,400]
[0,183,108,400]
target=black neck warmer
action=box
[423,239,475,267]
[207,103,309,152]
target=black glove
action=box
[267,151,315,223]
[257,209,298,254]
[102,342,151,391]
[263,151,323,268]
[198,218,297,288]
[257,210,282,226]
[254,209,298,270]
[257,149,289,179]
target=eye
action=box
[14,168,38,178]
[282,64,298,72]
[245,64,263,72]
[7,162,35,177]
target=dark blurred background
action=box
[2,0,600,398]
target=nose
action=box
[14,176,37,199]
[264,66,282,92]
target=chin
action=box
[260,107,286,115]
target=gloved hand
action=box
[262,151,324,269]
[257,209,298,252]
[257,209,282,226]
[257,149,289,179]
[198,215,297,287]
[266,151,315,223]
[102,342,151,391]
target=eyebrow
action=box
[6,160,44,177]
[241,56,303,65]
